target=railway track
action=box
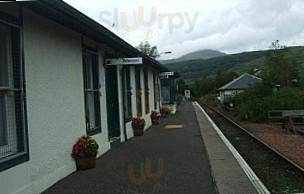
[200,103,304,194]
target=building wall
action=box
[219,90,244,104]
[0,5,164,194]
[117,66,159,140]
[97,52,111,150]
[126,66,136,139]
[0,9,110,194]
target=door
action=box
[105,65,121,142]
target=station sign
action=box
[106,57,143,65]
[159,72,174,76]
[158,75,169,79]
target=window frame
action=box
[122,67,132,122]
[0,11,29,173]
[135,67,142,117]
[144,69,150,114]
[82,48,101,136]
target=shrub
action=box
[233,84,304,123]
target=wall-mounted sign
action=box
[159,75,169,79]
[106,57,143,65]
[159,72,174,76]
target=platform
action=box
[43,101,263,194]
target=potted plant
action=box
[150,110,160,125]
[160,106,171,117]
[71,135,99,170]
[132,117,145,136]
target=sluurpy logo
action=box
[99,6,200,43]
[127,158,165,193]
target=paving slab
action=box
[43,102,217,194]
[193,102,258,194]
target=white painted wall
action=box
[0,5,164,194]
[0,9,110,194]
[117,66,159,140]
[126,66,136,139]
[97,51,111,153]
[219,90,244,104]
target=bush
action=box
[233,84,304,123]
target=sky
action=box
[64,0,304,60]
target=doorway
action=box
[105,65,121,147]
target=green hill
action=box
[164,46,304,79]
[160,49,226,64]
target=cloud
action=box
[63,0,304,59]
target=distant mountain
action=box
[163,46,304,79]
[160,49,226,64]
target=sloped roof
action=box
[218,73,262,91]
[19,0,168,72]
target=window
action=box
[144,69,149,114]
[161,86,170,102]
[122,67,132,122]
[83,50,101,135]
[135,67,142,116]
[0,22,28,172]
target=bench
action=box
[268,110,304,133]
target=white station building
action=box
[0,1,176,194]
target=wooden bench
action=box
[269,110,304,133]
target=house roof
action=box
[217,73,262,91]
[19,0,169,72]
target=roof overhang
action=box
[19,0,168,72]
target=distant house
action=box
[218,73,262,104]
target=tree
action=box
[215,71,238,89]
[177,79,188,95]
[264,40,298,87]
[136,41,159,58]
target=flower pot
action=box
[134,130,144,136]
[75,154,96,170]
[133,125,144,136]
[152,119,160,125]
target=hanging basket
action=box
[75,154,97,170]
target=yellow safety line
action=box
[165,125,184,129]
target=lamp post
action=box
[159,51,172,55]
[151,51,172,59]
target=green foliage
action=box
[136,41,159,58]
[164,46,304,80]
[215,71,238,89]
[234,85,304,122]
[190,71,237,97]
[267,87,304,110]
[165,50,265,79]
[177,79,188,95]
[264,41,299,87]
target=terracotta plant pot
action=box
[75,154,97,170]
[152,119,160,125]
[133,125,144,136]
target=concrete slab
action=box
[193,103,259,194]
[43,102,217,194]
